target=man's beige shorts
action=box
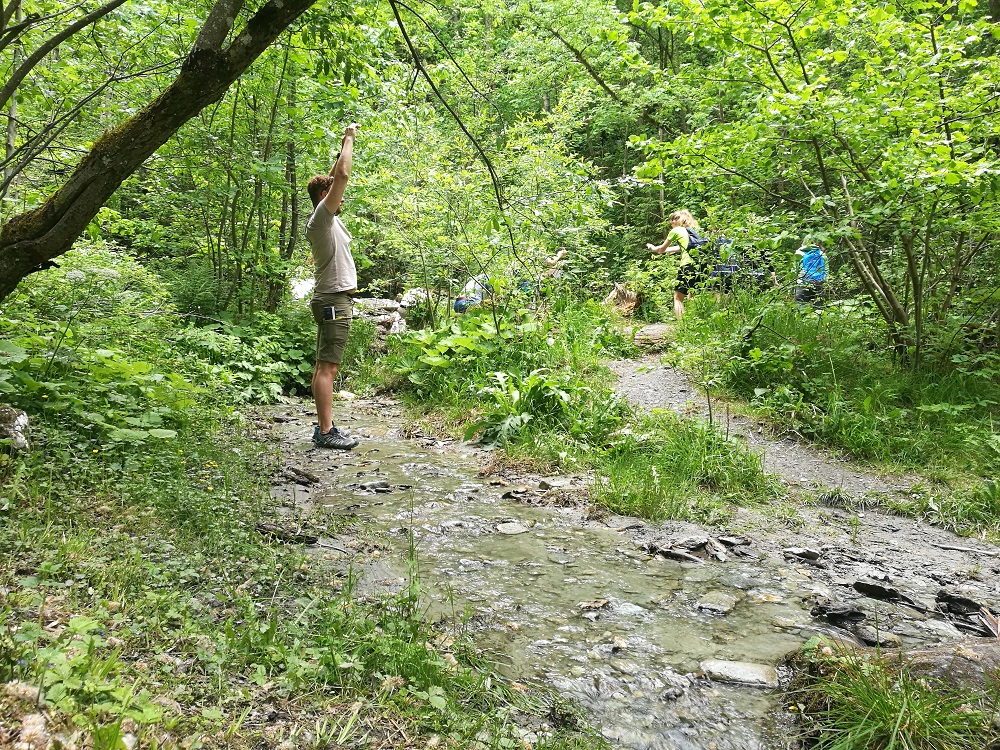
[310,292,353,365]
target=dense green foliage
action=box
[2,0,1000,745]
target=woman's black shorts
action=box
[674,263,704,295]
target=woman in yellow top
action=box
[646,209,702,319]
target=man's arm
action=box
[322,123,358,215]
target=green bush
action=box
[671,293,1000,478]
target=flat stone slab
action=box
[496,522,530,535]
[633,323,672,347]
[701,659,779,688]
[696,591,740,615]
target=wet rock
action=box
[700,659,779,689]
[783,547,822,564]
[674,535,710,550]
[641,540,705,565]
[917,618,965,639]
[497,522,530,535]
[0,404,30,452]
[578,598,609,611]
[360,479,390,491]
[771,616,800,629]
[501,486,534,499]
[811,601,866,624]
[283,465,320,485]
[697,591,740,615]
[852,625,902,648]
[717,535,749,548]
[936,588,986,615]
[658,670,692,700]
[894,639,1000,691]
[704,538,729,562]
[854,581,907,603]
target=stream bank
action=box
[259,383,1000,749]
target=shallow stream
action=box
[270,401,826,750]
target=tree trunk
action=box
[0,0,320,304]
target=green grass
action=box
[589,410,782,523]
[671,293,1000,474]
[663,290,1000,535]
[794,640,1000,750]
[384,293,780,526]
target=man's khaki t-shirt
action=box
[306,202,357,294]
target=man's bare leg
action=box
[312,360,340,434]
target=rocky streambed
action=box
[260,392,1000,750]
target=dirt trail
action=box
[607,355,914,501]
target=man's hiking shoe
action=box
[312,425,358,450]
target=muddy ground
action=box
[258,357,1000,749]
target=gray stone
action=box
[700,659,779,688]
[0,405,29,452]
[360,479,390,490]
[696,591,740,615]
[497,522,530,535]
[896,639,1000,690]
[675,535,710,550]
[783,547,821,561]
[633,323,672,347]
[853,625,902,648]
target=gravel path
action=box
[607,355,914,502]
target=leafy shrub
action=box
[466,368,629,447]
[0,244,199,452]
[172,305,317,400]
[0,244,378,458]
[396,302,635,400]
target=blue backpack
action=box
[800,247,827,282]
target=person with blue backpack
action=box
[646,209,710,319]
[794,242,827,305]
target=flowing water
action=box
[270,401,822,750]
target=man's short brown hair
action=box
[307,175,334,208]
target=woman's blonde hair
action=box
[669,209,698,228]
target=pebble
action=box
[771,617,800,629]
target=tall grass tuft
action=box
[796,641,1000,750]
[591,411,781,522]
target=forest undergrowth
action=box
[5,246,1000,750]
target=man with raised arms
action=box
[305,123,360,450]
